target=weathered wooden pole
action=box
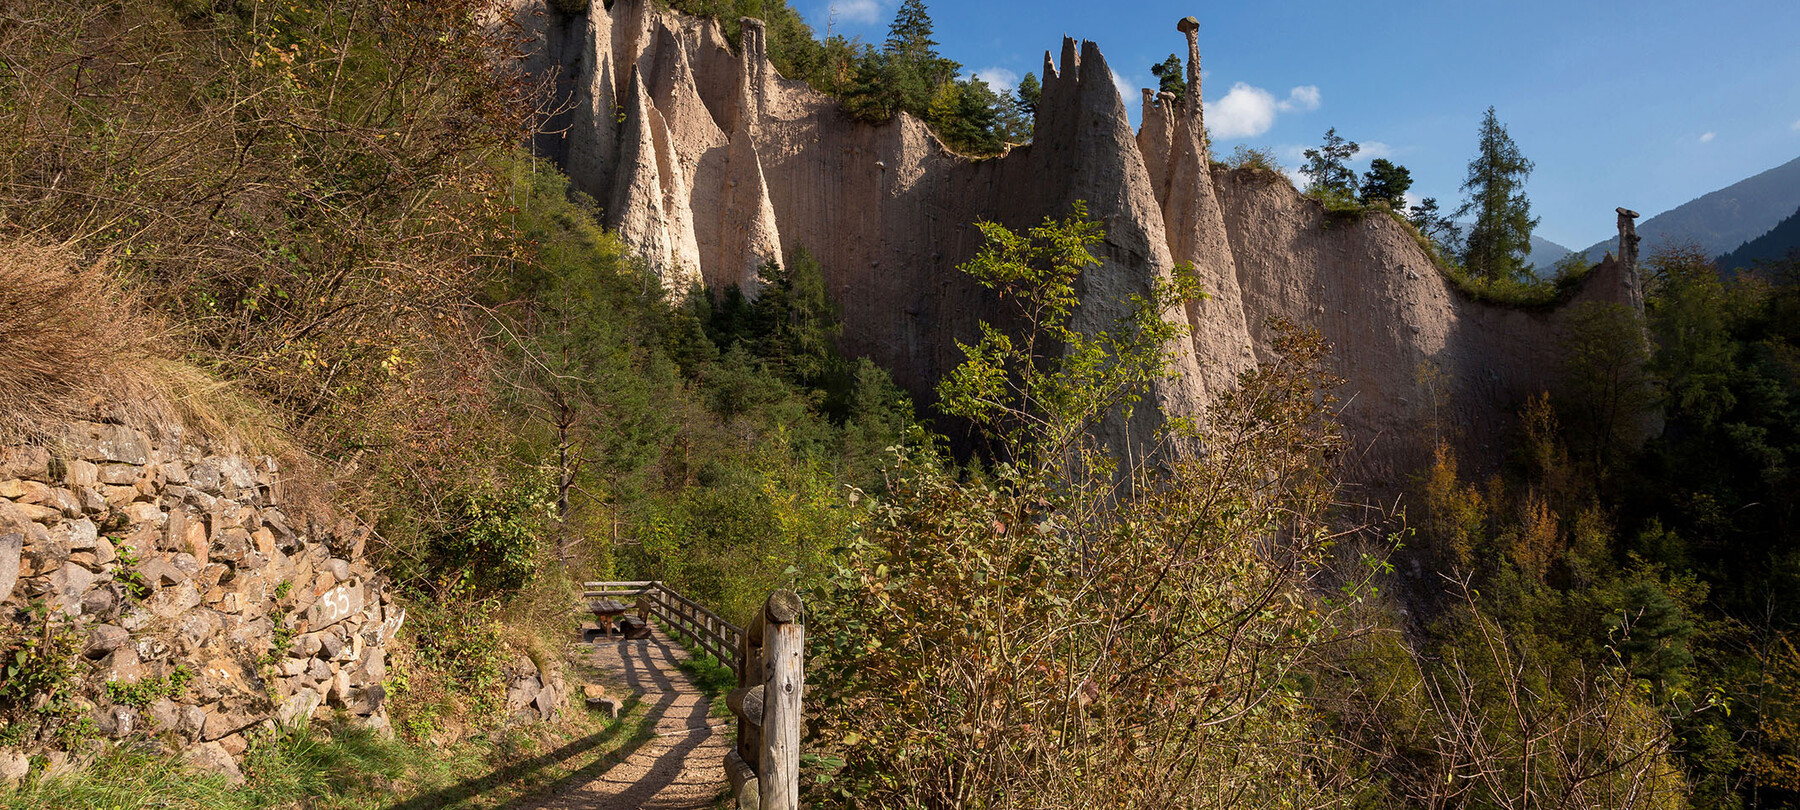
[759,589,803,810]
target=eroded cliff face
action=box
[517,0,1644,487]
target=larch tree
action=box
[1455,106,1539,282]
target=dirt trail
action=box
[524,627,730,810]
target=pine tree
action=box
[1408,197,1463,256]
[1016,72,1040,118]
[1150,54,1185,97]
[1358,158,1412,209]
[883,0,956,113]
[1300,128,1359,197]
[1455,107,1538,282]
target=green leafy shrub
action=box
[806,203,1359,807]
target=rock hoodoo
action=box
[518,0,1646,486]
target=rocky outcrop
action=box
[0,422,396,781]
[520,1,1647,487]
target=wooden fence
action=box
[583,580,740,674]
[582,582,805,810]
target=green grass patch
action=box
[660,622,739,700]
[1383,208,1595,309]
[4,703,652,810]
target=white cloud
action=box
[1204,83,1279,139]
[971,67,1018,91]
[1402,191,1423,212]
[1111,70,1138,105]
[828,0,882,25]
[1353,141,1395,161]
[1278,85,1321,112]
[1791,118,1800,131]
[1203,83,1322,140]
[1281,167,1307,189]
[1699,131,1716,143]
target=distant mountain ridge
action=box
[1718,204,1800,273]
[1580,155,1800,264]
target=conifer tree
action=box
[1358,158,1412,209]
[1150,54,1185,97]
[1455,107,1538,281]
[1300,128,1359,197]
[884,0,956,113]
[1016,72,1040,118]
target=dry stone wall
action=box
[0,421,394,782]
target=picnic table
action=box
[589,598,631,634]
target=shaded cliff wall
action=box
[517,0,1645,485]
[1216,170,1643,488]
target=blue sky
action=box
[801,0,1800,249]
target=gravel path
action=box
[524,627,730,810]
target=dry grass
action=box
[0,241,156,440]
[0,239,303,465]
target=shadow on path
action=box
[384,633,713,810]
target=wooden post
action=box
[759,590,803,810]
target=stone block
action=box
[218,733,249,757]
[136,554,188,588]
[62,459,99,489]
[47,562,94,616]
[0,533,20,603]
[3,499,62,524]
[0,446,51,479]
[85,624,130,658]
[60,421,149,464]
[0,748,29,788]
[102,485,139,510]
[77,486,107,515]
[292,633,323,659]
[63,422,152,465]
[211,526,250,562]
[43,488,82,518]
[278,688,322,727]
[187,460,222,494]
[81,586,116,617]
[144,581,202,618]
[96,705,139,738]
[317,631,345,660]
[97,464,142,486]
[102,646,146,684]
[506,677,542,716]
[93,534,116,566]
[147,697,180,731]
[56,517,97,549]
[16,480,53,504]
[179,704,207,740]
[183,741,244,786]
[122,502,166,527]
[162,459,188,485]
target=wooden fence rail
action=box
[583,581,742,678]
[581,582,805,810]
